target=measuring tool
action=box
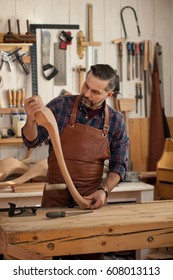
[30,24,79,96]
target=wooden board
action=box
[1,201,173,259]
[129,117,173,172]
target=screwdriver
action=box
[131,42,135,80]
[135,42,139,78]
[139,42,144,81]
[127,42,131,80]
[46,210,93,219]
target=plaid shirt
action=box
[22,95,129,180]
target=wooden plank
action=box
[129,117,173,172]
[1,202,173,258]
[129,118,149,171]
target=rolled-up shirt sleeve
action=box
[22,124,49,148]
[108,112,129,181]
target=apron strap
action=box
[69,94,110,135]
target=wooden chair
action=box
[156,138,173,199]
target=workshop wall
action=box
[0,0,172,162]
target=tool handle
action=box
[143,40,148,71]
[135,42,139,55]
[148,40,152,64]
[131,42,135,55]
[12,89,17,108]
[88,3,93,42]
[127,42,131,54]
[21,88,26,107]
[139,42,144,55]
[17,89,21,108]
[46,211,66,218]
[7,89,13,108]
[118,42,123,56]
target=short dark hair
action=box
[87,64,119,92]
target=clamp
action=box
[0,51,13,71]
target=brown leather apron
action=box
[41,95,110,207]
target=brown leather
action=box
[42,95,110,207]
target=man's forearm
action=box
[22,119,38,141]
[101,172,120,194]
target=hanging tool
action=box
[135,42,139,78]
[120,6,141,40]
[86,3,102,69]
[155,42,164,107]
[41,29,58,80]
[77,65,86,92]
[127,42,131,80]
[138,83,143,116]
[12,89,17,108]
[46,210,93,219]
[118,42,123,81]
[59,30,73,50]
[8,47,30,75]
[143,40,148,117]
[135,83,139,113]
[131,42,135,80]
[139,41,144,81]
[148,40,153,95]
[0,51,13,71]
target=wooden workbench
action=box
[0,201,173,260]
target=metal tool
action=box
[148,40,153,95]
[120,6,141,40]
[30,24,79,96]
[139,42,144,81]
[59,30,73,50]
[135,83,139,113]
[135,42,139,78]
[8,203,37,217]
[46,210,93,219]
[0,51,13,71]
[8,47,29,75]
[41,29,58,80]
[138,83,143,116]
[131,42,135,79]
[143,40,148,117]
[127,42,131,80]
[118,42,123,81]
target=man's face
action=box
[81,72,113,110]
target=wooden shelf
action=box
[0,43,32,52]
[0,138,23,145]
[0,108,25,114]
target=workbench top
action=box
[0,201,173,259]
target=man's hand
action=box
[84,189,107,209]
[24,96,44,122]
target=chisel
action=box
[131,42,135,80]
[135,42,139,78]
[139,42,144,81]
[127,42,131,80]
[143,40,148,117]
[148,40,152,95]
